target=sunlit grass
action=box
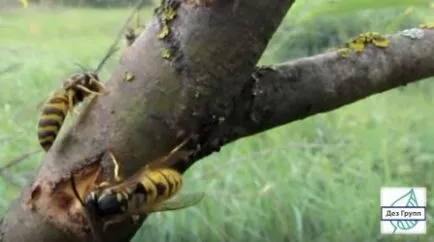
[0,4,433,242]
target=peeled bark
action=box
[1,1,433,241]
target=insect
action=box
[121,8,145,61]
[37,0,146,152]
[124,27,139,48]
[36,51,112,152]
[70,136,203,240]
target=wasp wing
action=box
[35,90,57,111]
[97,193,204,231]
[146,192,205,213]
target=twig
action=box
[0,150,41,173]
[0,63,22,76]
[0,137,14,143]
[0,172,26,188]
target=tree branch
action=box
[1,1,433,242]
[217,28,434,146]
[1,0,295,241]
[175,28,434,173]
[0,150,40,174]
[0,63,21,76]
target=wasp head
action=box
[84,72,102,91]
[84,189,128,218]
[63,72,103,98]
[62,74,81,89]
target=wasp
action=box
[36,46,113,152]
[71,136,203,240]
[37,0,146,152]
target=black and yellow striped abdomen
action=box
[138,168,183,206]
[37,90,71,151]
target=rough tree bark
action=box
[1,0,434,242]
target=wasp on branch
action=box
[70,136,203,241]
[37,0,145,152]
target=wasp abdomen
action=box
[138,169,183,206]
[37,92,70,151]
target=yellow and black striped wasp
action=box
[71,136,204,241]
[37,0,146,152]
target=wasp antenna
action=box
[70,173,85,207]
[170,135,193,155]
[73,61,89,73]
[93,47,119,74]
[135,8,141,29]
[0,150,41,172]
[147,135,193,169]
[93,0,145,74]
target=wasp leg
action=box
[102,214,141,230]
[102,214,129,231]
[70,173,85,206]
[131,215,140,224]
[88,75,105,91]
[96,181,110,188]
[70,107,79,116]
[108,151,123,182]
[67,90,79,116]
[75,84,104,96]
[94,80,105,90]
[87,94,98,104]
[67,91,74,110]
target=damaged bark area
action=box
[25,152,106,238]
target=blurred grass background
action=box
[0,0,434,241]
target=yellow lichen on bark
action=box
[339,32,390,57]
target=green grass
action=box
[1,4,434,242]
